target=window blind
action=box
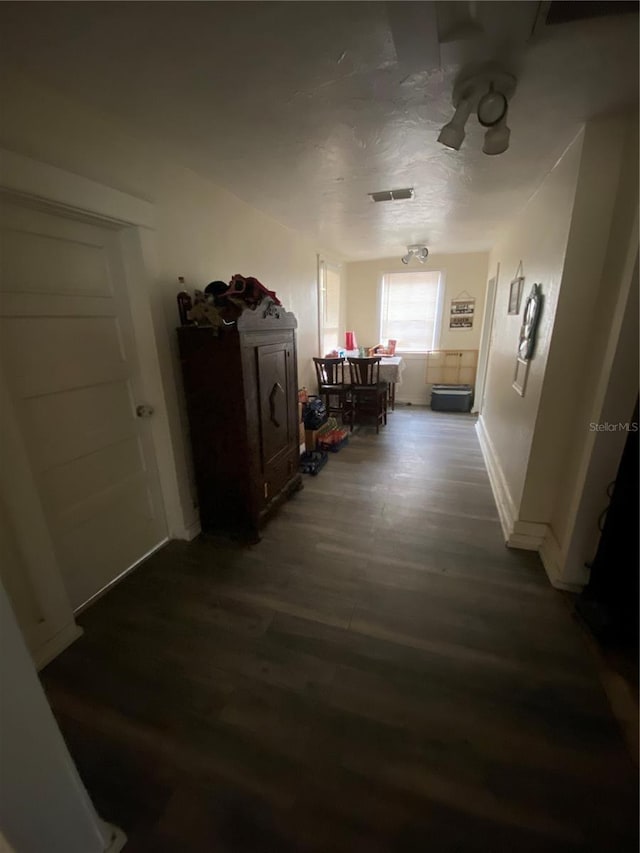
[380,271,441,351]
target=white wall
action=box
[478,113,638,589]
[344,252,489,404]
[478,132,583,527]
[541,117,639,588]
[520,117,632,522]
[0,580,117,853]
[0,72,321,539]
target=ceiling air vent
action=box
[369,188,415,203]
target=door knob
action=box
[136,404,154,418]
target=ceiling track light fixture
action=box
[437,98,473,152]
[482,116,511,156]
[401,244,429,265]
[437,64,516,156]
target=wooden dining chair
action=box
[347,357,388,433]
[312,357,354,429]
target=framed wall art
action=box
[508,276,524,314]
[518,283,543,360]
[449,292,475,331]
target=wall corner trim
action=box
[475,415,515,541]
[507,520,549,551]
[34,623,84,671]
[182,519,202,542]
[102,822,127,853]
[540,529,585,592]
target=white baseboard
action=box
[396,396,428,406]
[475,417,553,552]
[35,622,84,671]
[102,822,127,853]
[507,520,549,551]
[475,417,586,590]
[475,416,515,542]
[183,518,202,541]
[74,537,169,615]
[540,530,585,592]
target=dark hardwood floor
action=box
[41,408,638,852]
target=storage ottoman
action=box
[430,384,473,412]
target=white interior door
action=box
[0,198,167,610]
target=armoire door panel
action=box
[264,448,297,506]
[257,342,293,468]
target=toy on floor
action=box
[299,450,328,476]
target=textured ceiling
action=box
[0,2,637,260]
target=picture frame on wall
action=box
[512,357,529,396]
[449,315,473,330]
[450,298,475,315]
[508,276,524,314]
[449,295,475,330]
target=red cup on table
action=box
[345,331,357,351]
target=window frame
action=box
[378,269,446,354]
[318,259,342,356]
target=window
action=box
[319,263,341,355]
[380,270,443,352]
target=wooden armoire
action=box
[177,301,302,539]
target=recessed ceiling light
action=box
[368,188,415,203]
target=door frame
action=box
[0,148,184,539]
[0,150,184,661]
[317,256,343,357]
[472,263,499,414]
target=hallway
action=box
[41,408,637,852]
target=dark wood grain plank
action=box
[41,408,638,852]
